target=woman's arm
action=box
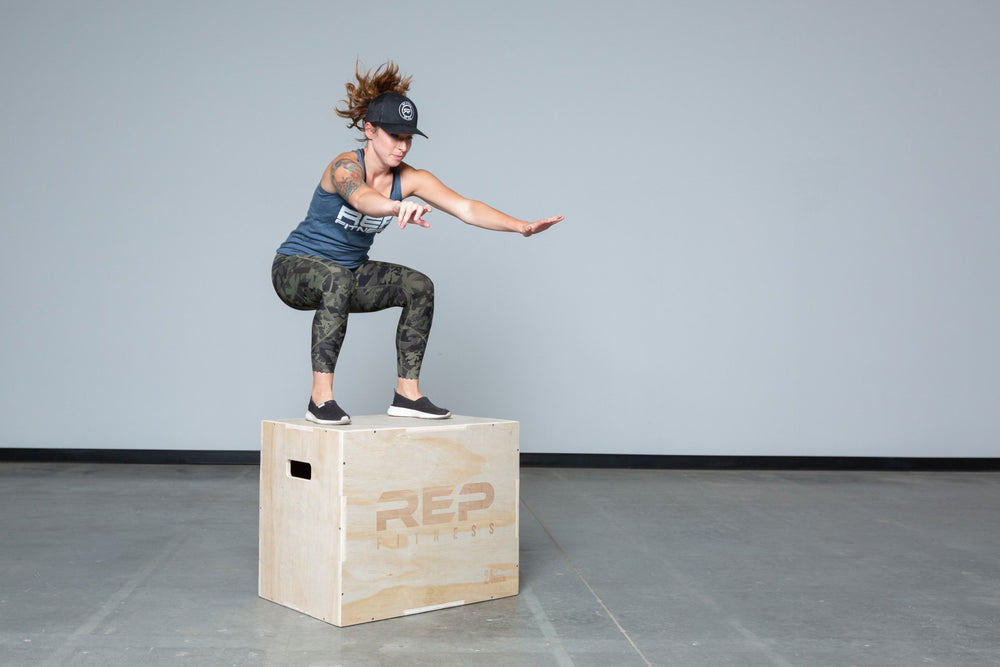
[325,153,431,227]
[404,167,562,237]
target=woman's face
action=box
[366,123,412,166]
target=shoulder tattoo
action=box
[332,157,364,199]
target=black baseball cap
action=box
[364,92,427,138]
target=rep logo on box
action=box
[375,482,497,548]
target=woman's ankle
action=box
[395,378,422,401]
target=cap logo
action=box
[398,101,414,122]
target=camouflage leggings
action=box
[271,254,434,378]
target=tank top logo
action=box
[334,205,392,234]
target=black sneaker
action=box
[387,392,451,419]
[306,399,351,425]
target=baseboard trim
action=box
[1,448,999,471]
[520,453,1000,471]
[0,449,262,465]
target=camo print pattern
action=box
[271,254,434,378]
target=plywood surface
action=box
[259,416,519,626]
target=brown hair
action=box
[335,60,413,131]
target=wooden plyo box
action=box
[259,415,519,626]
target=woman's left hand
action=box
[521,216,564,237]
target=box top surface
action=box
[263,414,517,432]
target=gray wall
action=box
[2,1,998,456]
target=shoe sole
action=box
[305,411,351,425]
[387,406,452,419]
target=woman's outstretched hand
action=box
[397,201,434,229]
[521,216,564,237]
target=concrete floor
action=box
[1,463,999,666]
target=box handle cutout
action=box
[289,459,312,480]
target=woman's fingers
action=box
[522,215,564,236]
[397,202,433,229]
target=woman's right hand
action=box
[396,200,433,229]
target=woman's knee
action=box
[272,254,357,310]
[272,254,314,310]
[319,263,356,293]
[403,268,434,300]
[317,268,356,315]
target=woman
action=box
[272,61,562,425]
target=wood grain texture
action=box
[259,416,519,626]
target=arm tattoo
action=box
[332,157,364,199]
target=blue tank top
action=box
[276,149,402,269]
